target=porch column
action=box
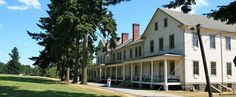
[151,61,154,89]
[116,66,118,80]
[131,63,133,81]
[139,62,143,88]
[99,67,102,80]
[123,64,125,80]
[164,59,168,91]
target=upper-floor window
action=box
[135,47,138,57]
[97,56,100,63]
[227,62,232,75]
[225,36,231,50]
[210,34,216,49]
[193,61,199,75]
[119,52,122,60]
[123,50,126,59]
[155,22,158,31]
[138,46,142,57]
[159,37,163,51]
[130,49,133,58]
[150,40,154,53]
[169,34,175,49]
[210,62,216,76]
[164,18,168,27]
[113,53,115,61]
[117,52,119,60]
[192,32,198,47]
[103,55,105,62]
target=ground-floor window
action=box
[193,84,200,90]
[227,63,232,76]
[193,61,199,75]
[227,83,232,88]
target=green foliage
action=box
[205,1,236,24]
[19,65,32,75]
[7,47,21,74]
[45,66,57,78]
[0,62,7,74]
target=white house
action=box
[88,8,236,91]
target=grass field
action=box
[0,74,132,97]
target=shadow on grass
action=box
[0,86,120,97]
[0,76,56,84]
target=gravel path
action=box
[88,82,182,97]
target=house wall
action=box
[143,10,184,57]
[184,29,236,84]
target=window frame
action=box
[169,34,175,49]
[150,40,154,53]
[138,46,142,57]
[130,49,133,58]
[159,37,163,51]
[192,32,198,47]
[210,62,217,76]
[225,36,231,50]
[164,18,168,27]
[123,50,126,60]
[193,61,199,75]
[210,34,216,49]
[226,62,232,76]
[155,22,158,31]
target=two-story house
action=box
[88,8,236,91]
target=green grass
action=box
[0,74,123,97]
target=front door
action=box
[159,62,164,82]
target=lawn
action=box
[0,74,132,97]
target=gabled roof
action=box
[142,8,236,38]
[161,8,236,32]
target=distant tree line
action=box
[0,47,57,78]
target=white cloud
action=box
[7,0,41,11]
[7,6,28,10]
[0,0,6,5]
[169,0,209,14]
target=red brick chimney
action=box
[132,23,139,41]
[121,33,129,44]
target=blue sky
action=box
[0,0,232,65]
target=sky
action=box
[0,0,233,65]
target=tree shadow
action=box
[0,86,120,97]
[0,76,56,84]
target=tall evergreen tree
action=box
[7,47,21,74]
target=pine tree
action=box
[7,47,21,74]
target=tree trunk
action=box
[65,67,70,82]
[81,33,88,85]
[72,63,79,83]
[60,67,66,81]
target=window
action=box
[159,37,163,51]
[164,18,168,27]
[211,62,216,76]
[155,22,158,31]
[135,47,138,57]
[97,56,100,63]
[123,51,126,59]
[227,63,232,75]
[169,34,175,49]
[226,36,231,50]
[113,53,115,61]
[150,40,154,53]
[130,49,133,58]
[138,46,142,57]
[210,34,216,49]
[117,53,119,60]
[193,61,199,75]
[192,33,198,47]
[119,52,122,60]
[170,61,175,75]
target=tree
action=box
[163,0,236,24]
[7,47,21,74]
[0,62,7,74]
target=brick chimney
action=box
[121,33,129,44]
[132,23,139,41]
